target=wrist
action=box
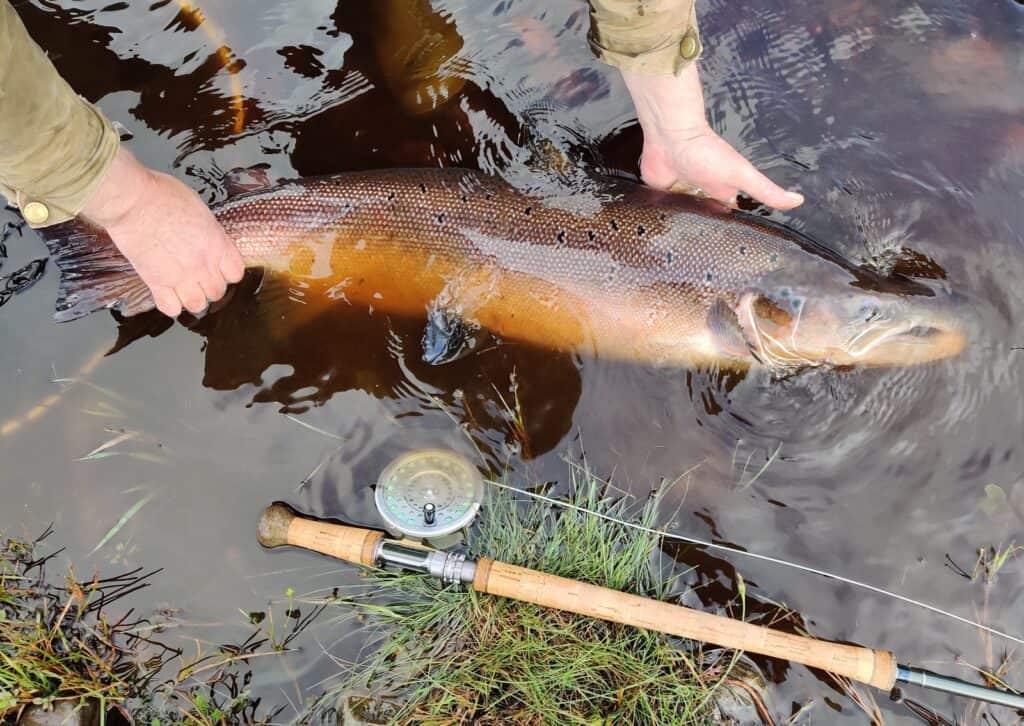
[621,64,709,135]
[81,148,155,229]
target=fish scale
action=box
[209,168,790,365]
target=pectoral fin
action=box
[421,306,478,365]
[223,164,276,197]
[707,298,749,358]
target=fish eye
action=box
[858,304,881,323]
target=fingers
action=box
[696,181,740,208]
[151,284,182,318]
[738,164,804,210]
[198,280,225,308]
[177,280,208,315]
[150,246,236,319]
[200,259,228,303]
[219,243,245,284]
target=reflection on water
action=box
[2,0,1023,722]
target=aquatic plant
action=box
[304,460,759,724]
[0,527,319,725]
[0,526,167,721]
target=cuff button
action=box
[23,201,50,225]
[679,33,699,60]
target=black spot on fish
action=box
[659,213,668,222]
[666,251,674,263]
[485,193,493,201]
[587,230,597,243]
[387,192,396,201]
[705,271,713,282]
[609,219,619,231]
[460,194,468,203]
[636,224,646,236]
[556,230,566,245]
[419,183,427,193]
[524,206,533,216]
[436,213,446,224]
[738,245,746,255]
[770,253,778,263]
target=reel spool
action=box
[374,449,483,539]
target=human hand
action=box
[80,148,244,317]
[621,65,804,210]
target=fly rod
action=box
[256,501,1024,712]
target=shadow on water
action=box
[2,0,1024,723]
[111,270,583,465]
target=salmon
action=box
[40,168,966,369]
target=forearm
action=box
[587,0,701,76]
[0,0,119,227]
[620,63,707,132]
[80,149,156,228]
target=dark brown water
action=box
[2,1,1024,722]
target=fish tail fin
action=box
[37,220,155,322]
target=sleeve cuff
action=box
[589,27,702,76]
[13,101,119,229]
[587,0,702,76]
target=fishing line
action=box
[484,478,1024,647]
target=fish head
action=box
[732,282,967,368]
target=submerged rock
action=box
[709,652,773,724]
[337,690,400,725]
[17,700,98,726]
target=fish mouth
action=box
[843,321,965,365]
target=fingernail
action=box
[786,192,804,205]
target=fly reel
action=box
[374,449,483,539]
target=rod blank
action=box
[897,665,1024,711]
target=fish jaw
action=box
[832,319,967,366]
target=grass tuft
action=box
[306,460,749,725]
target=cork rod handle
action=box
[255,505,897,691]
[473,558,898,691]
[256,502,383,567]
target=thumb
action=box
[739,164,804,210]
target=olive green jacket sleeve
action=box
[0,0,119,227]
[587,0,702,76]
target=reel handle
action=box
[257,502,383,567]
